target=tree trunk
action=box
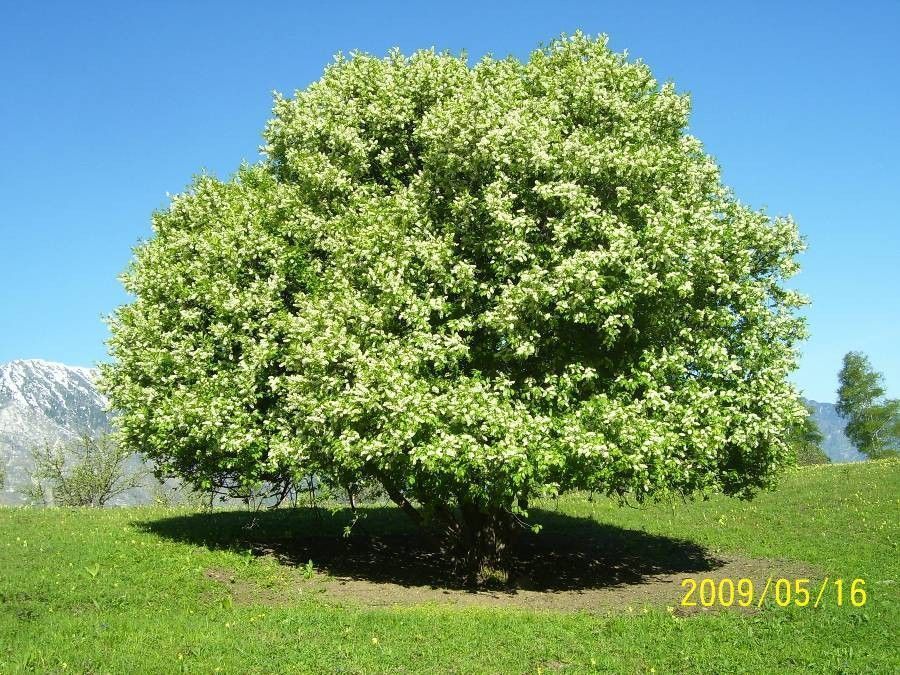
[453,502,521,584]
[379,479,523,585]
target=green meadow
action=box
[2,460,897,673]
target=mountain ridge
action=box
[0,359,113,504]
[803,398,865,463]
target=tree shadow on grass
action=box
[136,505,724,592]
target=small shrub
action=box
[27,434,146,507]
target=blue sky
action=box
[1,1,897,402]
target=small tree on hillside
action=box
[789,405,829,465]
[27,434,146,507]
[837,352,900,459]
[103,33,808,581]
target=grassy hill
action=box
[2,460,897,673]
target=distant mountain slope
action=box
[0,359,151,504]
[803,399,864,463]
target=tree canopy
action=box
[102,33,808,577]
[837,351,899,459]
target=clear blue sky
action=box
[1,1,897,403]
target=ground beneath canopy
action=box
[204,530,817,613]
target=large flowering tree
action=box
[103,34,807,579]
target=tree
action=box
[27,434,146,507]
[789,405,829,465]
[102,33,808,580]
[837,352,900,459]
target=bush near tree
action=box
[26,434,145,507]
[103,33,808,580]
[789,405,829,465]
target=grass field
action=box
[1,460,898,673]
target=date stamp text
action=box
[680,577,867,608]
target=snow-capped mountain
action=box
[0,359,112,504]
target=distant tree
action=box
[0,461,5,491]
[26,434,146,507]
[836,352,900,459]
[103,33,809,581]
[789,405,829,465]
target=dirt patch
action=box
[216,531,818,613]
[203,566,302,606]
[314,553,816,613]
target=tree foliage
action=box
[102,34,807,577]
[837,351,899,459]
[27,434,146,507]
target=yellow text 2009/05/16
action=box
[680,577,867,609]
